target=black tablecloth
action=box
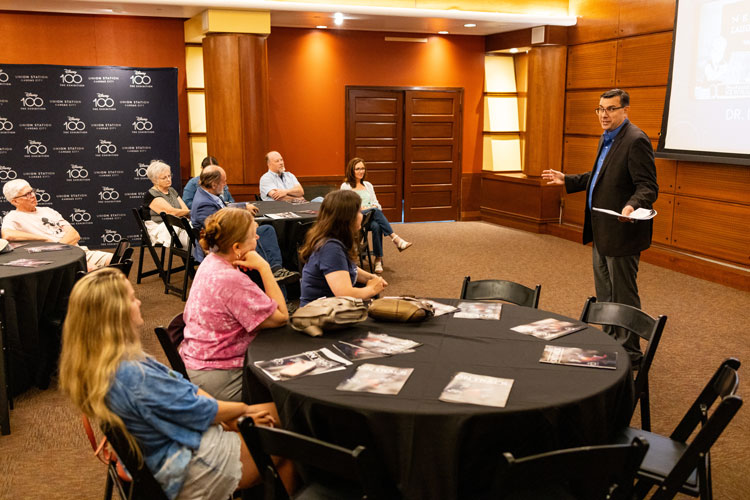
[243,301,634,499]
[0,243,87,396]
[253,201,320,271]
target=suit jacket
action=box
[564,120,658,257]
[190,186,224,261]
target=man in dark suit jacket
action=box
[191,165,299,286]
[543,89,658,362]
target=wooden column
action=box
[203,33,269,193]
[524,45,567,177]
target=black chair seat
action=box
[617,427,698,490]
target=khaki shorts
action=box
[176,425,242,500]
[187,368,243,402]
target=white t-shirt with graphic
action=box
[2,207,71,241]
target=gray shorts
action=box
[187,368,243,402]
[176,425,242,500]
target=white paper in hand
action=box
[592,207,657,220]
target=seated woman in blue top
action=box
[339,157,413,274]
[58,268,294,500]
[299,189,388,306]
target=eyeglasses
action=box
[354,167,366,171]
[594,106,625,115]
[13,189,36,200]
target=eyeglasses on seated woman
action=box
[298,189,388,306]
[340,157,412,274]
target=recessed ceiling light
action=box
[464,23,476,28]
[316,25,327,29]
[334,12,344,26]
[438,31,449,34]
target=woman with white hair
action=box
[143,160,190,247]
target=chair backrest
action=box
[647,358,743,500]
[111,238,131,264]
[579,297,667,410]
[154,313,189,380]
[460,276,541,309]
[132,207,153,245]
[359,209,375,240]
[107,259,134,279]
[493,437,649,500]
[103,424,170,500]
[160,213,191,251]
[238,417,393,500]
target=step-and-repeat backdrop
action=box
[0,64,180,247]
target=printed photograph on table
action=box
[453,301,503,320]
[539,345,617,370]
[510,318,586,340]
[254,347,351,381]
[25,244,70,253]
[347,332,421,355]
[439,371,514,408]
[266,212,301,219]
[336,363,414,395]
[1,258,53,267]
[332,340,389,361]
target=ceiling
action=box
[1,0,577,36]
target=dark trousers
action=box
[592,244,642,356]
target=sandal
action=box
[393,236,412,252]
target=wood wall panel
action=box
[618,0,676,37]
[563,136,599,173]
[675,162,750,204]
[568,0,620,45]
[655,157,676,193]
[566,41,617,89]
[624,87,666,139]
[565,91,605,135]
[651,194,673,245]
[672,198,750,265]
[461,172,482,218]
[616,32,673,87]
[562,192,586,226]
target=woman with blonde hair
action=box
[299,189,387,306]
[182,208,288,402]
[59,268,292,500]
[340,157,412,274]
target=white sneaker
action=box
[374,261,384,274]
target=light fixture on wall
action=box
[464,23,476,28]
[438,31,449,34]
[334,12,344,26]
[316,25,327,29]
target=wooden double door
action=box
[346,87,462,222]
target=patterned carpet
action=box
[1,221,748,499]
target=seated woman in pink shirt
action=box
[182,208,288,401]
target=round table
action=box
[243,300,634,499]
[0,242,86,396]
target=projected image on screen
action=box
[659,0,750,164]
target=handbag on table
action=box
[290,296,369,337]
[368,296,435,322]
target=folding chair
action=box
[493,437,649,500]
[160,213,197,301]
[153,313,189,380]
[358,210,375,273]
[580,296,667,431]
[103,424,170,500]
[81,415,131,500]
[111,238,132,265]
[132,207,167,284]
[617,358,743,500]
[0,289,11,435]
[107,259,134,280]
[460,276,541,309]
[238,416,397,500]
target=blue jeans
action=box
[364,208,393,258]
[256,225,283,270]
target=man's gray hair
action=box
[3,179,31,202]
[146,160,171,184]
